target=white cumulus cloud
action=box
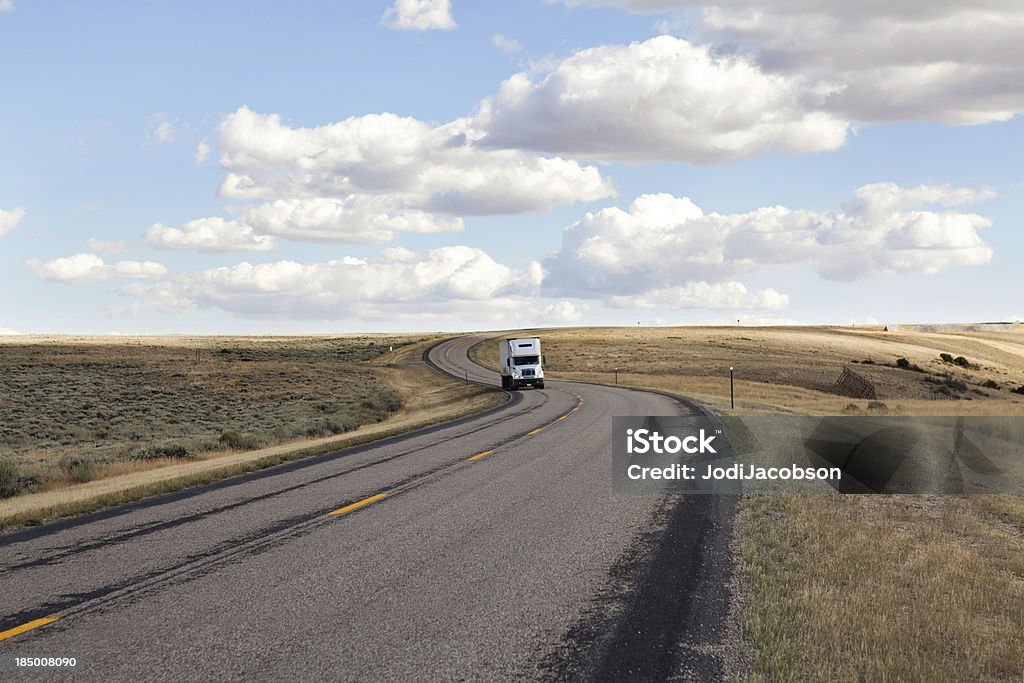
[30,253,167,284]
[148,197,463,250]
[542,300,588,323]
[382,0,456,31]
[217,106,613,214]
[551,1,1024,125]
[155,105,614,252]
[544,183,995,305]
[0,1,14,12]
[0,207,26,235]
[243,198,463,243]
[124,246,543,320]
[476,35,849,163]
[145,217,276,253]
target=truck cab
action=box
[500,337,545,390]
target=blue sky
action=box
[1,0,1021,333]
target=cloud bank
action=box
[123,246,542,320]
[114,182,996,321]
[543,183,995,300]
[551,1,1024,125]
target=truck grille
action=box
[521,369,535,377]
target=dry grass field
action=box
[472,325,1024,416]
[474,326,1024,681]
[0,335,503,523]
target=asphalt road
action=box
[0,335,737,681]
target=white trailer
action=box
[499,337,545,390]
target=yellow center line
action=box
[472,387,585,454]
[329,493,389,516]
[0,616,60,642]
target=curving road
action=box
[0,335,737,681]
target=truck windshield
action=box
[513,355,540,366]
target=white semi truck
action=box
[499,337,545,390]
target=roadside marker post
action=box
[614,367,619,385]
[730,366,735,409]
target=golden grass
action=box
[471,326,1024,416]
[0,338,504,530]
[741,494,1024,681]
[474,326,1024,680]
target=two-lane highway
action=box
[0,335,736,681]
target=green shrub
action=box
[218,431,263,450]
[867,401,888,411]
[939,353,954,363]
[301,418,359,438]
[130,444,192,460]
[60,456,95,483]
[895,358,910,369]
[983,379,999,389]
[925,375,968,393]
[17,471,43,493]
[946,378,968,392]
[953,356,970,367]
[1012,386,1024,396]
[0,458,22,498]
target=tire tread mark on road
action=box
[0,493,374,636]
[2,449,463,636]
[0,503,328,634]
